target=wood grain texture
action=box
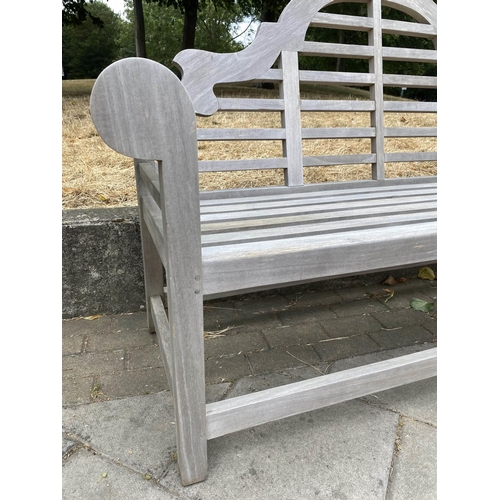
[279,51,303,185]
[206,348,437,439]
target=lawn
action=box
[62,79,437,209]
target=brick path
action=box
[62,276,436,406]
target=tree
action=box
[62,0,108,27]
[133,0,147,57]
[122,0,245,68]
[62,1,122,78]
[145,0,242,50]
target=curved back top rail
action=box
[175,0,437,186]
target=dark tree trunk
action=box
[260,1,277,23]
[260,1,278,90]
[182,0,199,50]
[133,0,147,58]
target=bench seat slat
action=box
[201,199,436,233]
[200,180,436,206]
[202,210,436,246]
[200,186,436,215]
[200,190,436,221]
[202,221,437,296]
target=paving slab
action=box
[62,385,230,479]
[386,418,437,500]
[63,447,184,500]
[363,376,437,425]
[161,399,399,500]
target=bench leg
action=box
[168,295,208,485]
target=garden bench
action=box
[90,0,437,485]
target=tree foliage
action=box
[62,0,108,27]
[62,1,122,78]
[121,0,245,68]
[145,0,241,49]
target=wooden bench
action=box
[90,0,437,485]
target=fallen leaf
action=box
[83,314,102,320]
[410,298,435,312]
[418,267,436,280]
[382,276,396,285]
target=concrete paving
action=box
[62,274,437,499]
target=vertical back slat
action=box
[368,0,385,180]
[279,51,304,186]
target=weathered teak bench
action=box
[90,0,437,485]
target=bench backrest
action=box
[174,0,437,189]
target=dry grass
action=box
[62,81,436,209]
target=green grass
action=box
[62,79,96,96]
[62,78,405,102]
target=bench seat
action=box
[140,161,436,298]
[200,180,436,296]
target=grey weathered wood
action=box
[384,101,437,113]
[91,57,208,486]
[90,0,438,486]
[202,222,436,296]
[200,186,436,216]
[198,177,437,201]
[301,100,375,112]
[310,12,374,31]
[217,98,285,112]
[206,348,437,439]
[150,295,173,390]
[197,128,286,141]
[303,154,376,166]
[199,180,436,205]
[384,127,437,137]
[138,161,160,207]
[383,46,437,63]
[381,17,437,37]
[385,152,437,162]
[383,74,437,88]
[202,210,436,246]
[302,127,375,139]
[135,161,165,332]
[301,41,374,59]
[199,158,288,172]
[279,51,303,186]
[299,70,375,85]
[369,0,385,180]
